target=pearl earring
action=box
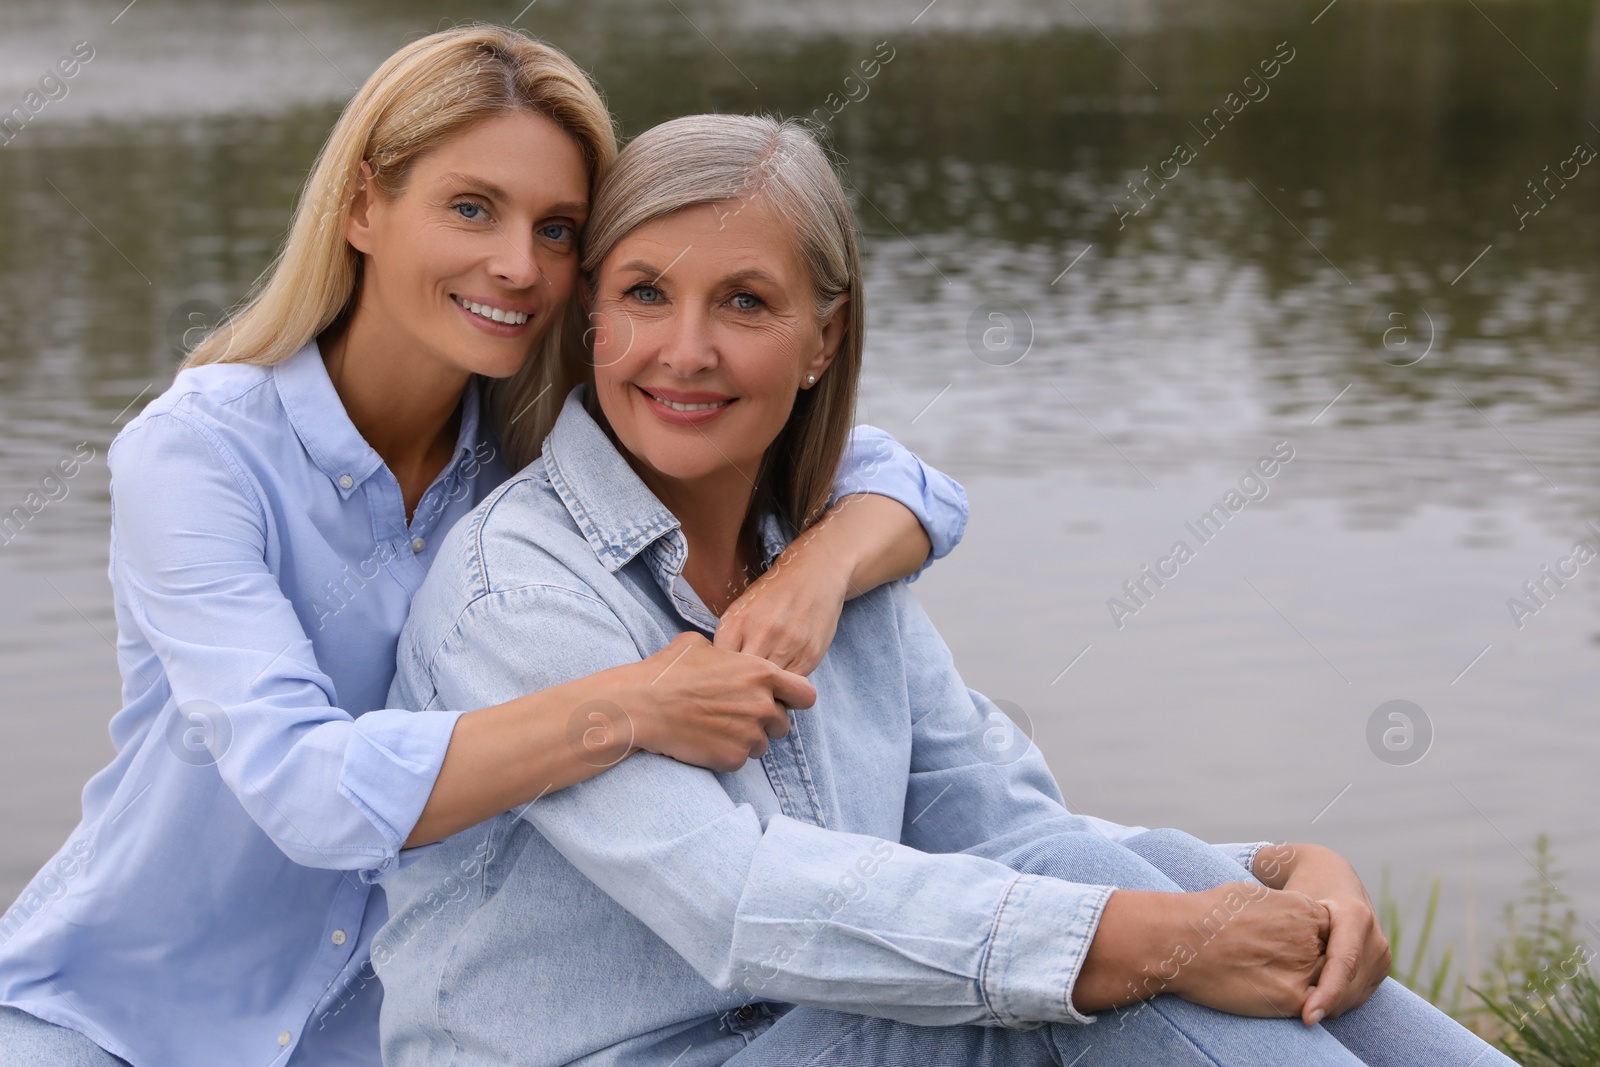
[806,374,817,385]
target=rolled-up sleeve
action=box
[834,424,968,576]
[110,413,461,876]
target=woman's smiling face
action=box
[588,194,848,490]
[344,109,590,380]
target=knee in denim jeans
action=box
[1000,831,1181,892]
[1121,828,1252,892]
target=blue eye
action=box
[538,223,575,243]
[452,201,486,221]
[627,284,663,304]
[731,292,763,310]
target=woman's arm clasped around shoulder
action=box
[114,407,957,861]
[715,424,961,675]
[406,635,812,847]
[410,442,961,848]
[714,493,930,675]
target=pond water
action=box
[2,0,1596,984]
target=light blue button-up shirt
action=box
[0,343,969,1067]
[377,389,1263,1067]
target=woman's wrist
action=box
[783,523,857,600]
[1073,888,1204,1012]
[1275,844,1369,904]
[406,672,642,849]
[757,504,860,609]
[809,493,928,598]
[578,658,657,759]
[1253,843,1303,889]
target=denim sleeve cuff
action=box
[1213,841,1273,880]
[338,708,465,883]
[980,873,1113,1027]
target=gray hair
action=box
[580,113,864,535]
[582,114,854,318]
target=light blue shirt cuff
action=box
[832,425,969,580]
[341,708,465,884]
[982,873,1113,1027]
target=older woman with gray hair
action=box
[374,113,1513,1067]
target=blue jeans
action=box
[726,830,1517,1067]
[0,998,378,1066]
[0,1007,129,1067]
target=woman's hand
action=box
[628,632,818,772]
[715,528,853,675]
[716,494,930,675]
[1074,882,1329,1018]
[1256,844,1392,1025]
[1164,882,1331,1018]
[410,634,815,848]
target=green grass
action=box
[1479,968,1600,1067]
[1378,869,1466,1016]
[1378,834,1600,1065]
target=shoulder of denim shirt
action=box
[419,454,609,615]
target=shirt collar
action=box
[275,340,486,500]
[542,387,797,633]
[541,387,682,573]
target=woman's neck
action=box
[319,299,468,518]
[639,464,762,618]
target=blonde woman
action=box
[0,29,969,1067]
[378,114,1513,1067]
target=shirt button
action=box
[331,929,347,946]
[411,537,427,553]
[338,474,354,490]
[278,1031,292,1046]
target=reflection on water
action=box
[2,0,1596,972]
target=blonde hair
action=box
[183,24,616,469]
[580,114,862,537]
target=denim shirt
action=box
[378,389,1262,1067]
[0,345,968,1067]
